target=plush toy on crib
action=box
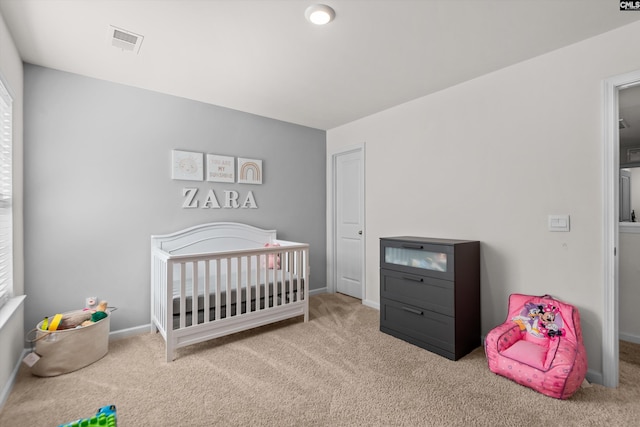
[42,301,108,331]
[263,243,281,269]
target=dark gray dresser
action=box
[379,236,480,361]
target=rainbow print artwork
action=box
[237,158,263,184]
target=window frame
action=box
[0,76,13,310]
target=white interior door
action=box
[334,148,364,299]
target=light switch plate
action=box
[548,214,570,232]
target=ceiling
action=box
[1,0,640,130]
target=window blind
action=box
[0,78,13,310]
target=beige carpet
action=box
[1,293,640,426]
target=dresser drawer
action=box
[380,298,455,354]
[380,268,454,316]
[380,237,455,280]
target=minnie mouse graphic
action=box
[538,304,564,338]
[512,302,564,339]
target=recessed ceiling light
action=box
[305,4,335,25]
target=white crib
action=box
[151,222,309,361]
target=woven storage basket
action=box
[31,312,110,377]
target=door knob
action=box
[358,230,362,235]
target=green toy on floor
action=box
[57,404,116,427]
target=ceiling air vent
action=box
[108,25,144,54]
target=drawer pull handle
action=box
[402,275,423,282]
[402,307,424,316]
[401,244,424,249]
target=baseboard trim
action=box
[619,332,640,344]
[0,348,28,412]
[586,368,603,386]
[310,288,379,310]
[309,287,327,296]
[109,324,151,342]
[363,299,379,310]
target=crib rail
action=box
[151,240,309,361]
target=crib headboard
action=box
[151,222,277,255]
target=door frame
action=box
[602,69,640,388]
[327,143,366,300]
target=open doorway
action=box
[602,70,640,388]
[617,89,640,343]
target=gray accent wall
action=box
[23,64,326,334]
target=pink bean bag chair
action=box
[484,293,587,399]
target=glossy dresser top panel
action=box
[380,236,478,246]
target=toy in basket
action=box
[57,404,117,427]
[40,301,109,331]
[26,302,112,377]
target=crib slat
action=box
[226,258,232,319]
[247,256,253,314]
[236,256,242,315]
[277,250,282,307]
[284,251,289,303]
[271,259,277,307]
[204,261,210,323]
[273,250,278,306]
[279,249,284,305]
[287,251,293,303]
[292,250,297,302]
[192,261,199,326]
[255,255,261,312]
[180,262,186,329]
[284,251,288,305]
[277,250,282,306]
[262,253,269,308]
[215,259,221,321]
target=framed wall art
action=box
[172,150,203,181]
[237,157,263,184]
[206,154,235,183]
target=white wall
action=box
[0,9,24,408]
[328,20,640,382]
